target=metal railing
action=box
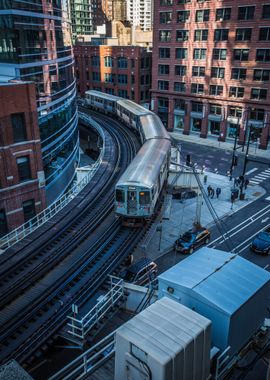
[0,113,105,253]
[67,276,124,341]
[48,331,115,380]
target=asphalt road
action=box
[158,142,270,272]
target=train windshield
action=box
[116,189,125,202]
[139,191,150,205]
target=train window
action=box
[139,191,150,205]
[116,189,125,202]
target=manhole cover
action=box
[253,192,262,196]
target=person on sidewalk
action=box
[204,175,207,184]
[211,188,215,199]
[244,178,249,189]
[207,185,211,196]
[216,187,221,198]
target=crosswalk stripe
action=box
[264,169,270,173]
[254,175,269,179]
[249,179,262,184]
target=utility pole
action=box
[229,115,240,181]
[240,107,251,200]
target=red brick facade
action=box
[0,83,46,236]
[74,44,152,105]
[151,0,270,149]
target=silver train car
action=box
[83,90,171,225]
[85,90,119,113]
[115,139,171,225]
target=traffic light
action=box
[186,154,191,166]
[233,155,238,167]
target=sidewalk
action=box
[135,171,265,261]
[170,131,270,161]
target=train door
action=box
[127,190,137,214]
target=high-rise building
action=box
[74,44,151,105]
[151,0,270,149]
[0,82,46,235]
[126,0,152,31]
[0,1,79,204]
[69,0,94,39]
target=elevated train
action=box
[85,90,171,225]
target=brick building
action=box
[151,0,270,149]
[0,82,46,237]
[74,44,152,104]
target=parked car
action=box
[119,258,158,285]
[174,227,210,254]
[250,227,270,254]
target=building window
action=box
[194,29,208,41]
[235,28,252,41]
[159,30,171,42]
[262,5,270,19]
[227,124,240,139]
[158,80,169,90]
[91,56,100,67]
[105,73,115,83]
[160,0,173,5]
[209,121,221,136]
[158,98,169,127]
[104,56,113,67]
[191,118,202,132]
[216,8,231,21]
[22,199,36,222]
[118,74,128,84]
[256,49,270,62]
[192,66,205,77]
[92,72,101,81]
[176,48,188,59]
[177,10,190,23]
[250,88,268,100]
[11,113,27,143]
[17,156,31,182]
[231,68,247,80]
[174,82,186,92]
[159,11,172,23]
[178,0,191,3]
[159,47,170,58]
[212,49,227,60]
[158,64,170,75]
[118,89,128,98]
[175,99,185,110]
[209,104,222,115]
[191,83,204,94]
[214,29,229,41]
[192,102,203,113]
[193,48,206,60]
[175,65,186,76]
[234,49,249,61]
[117,56,128,68]
[176,30,189,41]
[211,67,225,78]
[250,108,264,121]
[209,85,223,96]
[196,9,210,22]
[259,27,270,41]
[229,87,244,98]
[229,107,242,118]
[0,209,8,237]
[238,6,255,20]
[105,88,115,95]
[253,69,270,81]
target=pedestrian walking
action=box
[244,178,249,190]
[207,185,211,197]
[211,188,215,199]
[216,187,221,198]
[204,175,208,185]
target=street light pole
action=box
[229,116,240,181]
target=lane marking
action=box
[265,196,270,201]
[236,224,269,253]
[245,168,258,175]
[262,217,269,223]
[209,204,270,245]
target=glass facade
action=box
[69,0,93,39]
[0,0,79,203]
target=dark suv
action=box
[174,227,210,254]
[120,258,158,285]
